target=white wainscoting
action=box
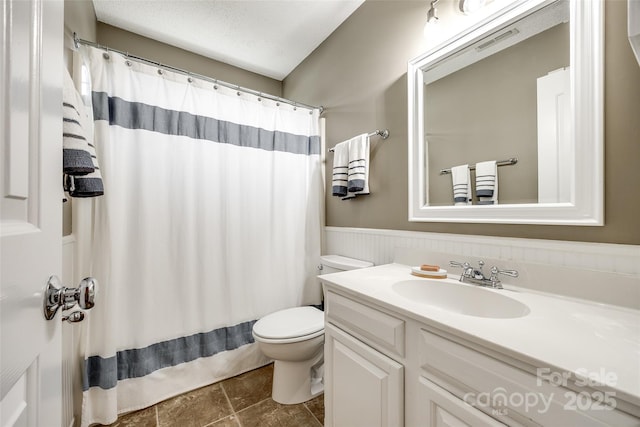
[324,227,640,275]
[324,227,640,308]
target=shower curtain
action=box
[78,46,323,426]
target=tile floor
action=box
[101,364,324,427]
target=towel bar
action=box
[440,158,518,175]
[328,129,390,152]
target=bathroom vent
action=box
[476,28,520,52]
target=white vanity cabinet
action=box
[324,290,405,427]
[325,324,404,427]
[415,327,639,427]
[323,285,640,427]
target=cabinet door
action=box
[325,323,404,427]
[419,377,507,427]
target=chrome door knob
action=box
[77,277,96,310]
[43,276,97,320]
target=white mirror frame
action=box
[408,0,603,225]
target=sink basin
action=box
[392,280,530,319]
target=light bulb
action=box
[459,0,486,15]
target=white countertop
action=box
[320,263,640,407]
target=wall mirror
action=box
[408,0,603,225]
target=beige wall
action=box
[64,0,97,43]
[284,0,640,245]
[96,23,282,96]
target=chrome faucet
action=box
[449,260,518,289]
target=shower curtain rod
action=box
[73,33,324,114]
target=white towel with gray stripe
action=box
[63,68,104,198]
[331,140,349,197]
[63,68,93,175]
[343,133,370,200]
[475,160,498,205]
[451,164,472,206]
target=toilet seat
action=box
[253,306,324,344]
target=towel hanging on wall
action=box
[475,160,498,205]
[343,133,370,200]
[62,68,104,198]
[331,141,349,197]
[451,164,471,206]
[331,133,371,200]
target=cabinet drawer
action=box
[325,290,405,358]
[419,328,639,427]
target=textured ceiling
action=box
[92,0,365,80]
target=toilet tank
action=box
[319,255,373,275]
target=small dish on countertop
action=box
[410,266,447,279]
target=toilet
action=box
[252,254,373,404]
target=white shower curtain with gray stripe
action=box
[80,46,323,426]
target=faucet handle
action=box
[449,260,470,269]
[489,266,519,279]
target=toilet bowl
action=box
[252,255,373,404]
[252,306,325,404]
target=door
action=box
[324,323,404,427]
[1,1,64,426]
[536,67,572,204]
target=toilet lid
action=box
[253,306,324,340]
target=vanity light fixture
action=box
[459,0,486,15]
